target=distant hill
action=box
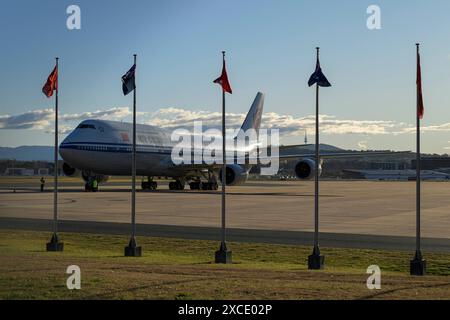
[0,146,58,161]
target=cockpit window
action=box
[77,124,96,129]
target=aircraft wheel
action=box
[190,182,201,190]
[176,181,185,190]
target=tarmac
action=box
[0,178,449,251]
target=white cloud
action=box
[0,107,137,132]
[147,108,399,136]
[61,107,133,121]
[0,106,446,141]
[358,140,368,150]
[0,109,54,130]
[400,123,450,134]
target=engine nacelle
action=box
[294,159,322,180]
[219,164,248,186]
[63,163,109,182]
[62,162,80,177]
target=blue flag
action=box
[308,58,331,87]
[122,64,136,95]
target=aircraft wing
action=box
[277,150,412,160]
[168,149,412,171]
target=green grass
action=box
[0,229,449,300]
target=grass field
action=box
[0,229,449,300]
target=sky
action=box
[1,0,450,153]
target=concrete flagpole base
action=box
[46,232,64,252]
[410,250,426,276]
[215,242,232,264]
[124,236,142,257]
[308,245,324,270]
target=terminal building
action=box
[411,156,450,170]
[342,169,450,180]
[4,168,35,176]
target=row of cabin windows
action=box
[78,145,108,151]
[77,145,169,153]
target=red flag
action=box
[214,59,232,94]
[42,65,58,98]
[417,50,424,119]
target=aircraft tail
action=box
[240,92,264,133]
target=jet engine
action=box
[219,164,248,186]
[294,159,322,180]
[62,162,80,177]
[62,163,109,182]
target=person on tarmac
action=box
[91,179,98,192]
[40,177,45,192]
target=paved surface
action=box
[0,179,449,240]
[1,217,450,252]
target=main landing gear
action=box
[142,177,157,191]
[169,180,185,190]
[189,181,218,191]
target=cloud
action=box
[61,107,133,121]
[0,107,138,132]
[148,108,244,129]
[400,123,450,134]
[0,109,54,130]
[358,140,368,150]
[147,108,399,136]
[0,106,445,140]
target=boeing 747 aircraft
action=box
[60,92,406,191]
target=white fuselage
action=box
[59,119,258,178]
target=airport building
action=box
[4,168,35,176]
[342,169,450,180]
[411,156,450,170]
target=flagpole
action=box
[416,43,421,256]
[54,56,59,237]
[125,54,141,257]
[132,53,137,240]
[411,43,426,275]
[215,51,232,264]
[308,47,324,269]
[47,57,63,252]
[221,74,226,247]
